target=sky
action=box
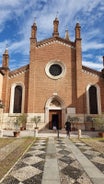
[0,0,103,71]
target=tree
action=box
[31,116,41,129]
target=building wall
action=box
[0,73,3,100]
[32,43,76,112]
[7,69,29,113]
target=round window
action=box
[49,64,62,76]
[45,61,66,79]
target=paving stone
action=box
[73,139,104,176]
[55,138,93,184]
[11,166,41,182]
[2,175,19,184]
[1,138,47,184]
[1,137,104,184]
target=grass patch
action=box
[0,137,35,181]
[81,137,104,142]
[80,138,104,153]
[71,137,104,153]
[0,138,16,149]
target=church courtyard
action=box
[0,131,104,184]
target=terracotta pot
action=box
[20,127,26,131]
[13,131,20,137]
[98,132,104,137]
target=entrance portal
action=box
[49,110,62,129]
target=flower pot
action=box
[20,127,26,131]
[13,131,20,137]
[98,132,104,137]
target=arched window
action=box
[13,85,22,113]
[89,85,98,114]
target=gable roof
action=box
[82,65,101,76]
[9,64,29,78]
[36,36,75,48]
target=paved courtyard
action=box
[0,130,104,184]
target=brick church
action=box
[0,17,104,130]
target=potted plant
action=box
[31,115,41,137]
[92,115,104,137]
[13,113,27,137]
[85,115,95,131]
[19,113,27,130]
[13,118,21,137]
[69,116,80,131]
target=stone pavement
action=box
[0,133,104,184]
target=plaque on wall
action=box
[67,108,76,114]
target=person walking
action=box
[65,120,71,137]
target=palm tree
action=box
[31,116,41,129]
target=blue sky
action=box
[0,0,103,71]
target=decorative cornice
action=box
[36,37,75,49]
[9,64,29,79]
[82,65,101,77]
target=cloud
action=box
[82,41,104,52]
[0,0,103,71]
[83,60,103,71]
[0,0,21,8]
[9,39,29,55]
[10,57,29,70]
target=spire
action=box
[2,46,9,68]
[52,16,59,37]
[4,45,8,54]
[65,29,70,41]
[31,18,37,39]
[75,22,81,40]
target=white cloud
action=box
[82,41,104,52]
[0,40,9,54]
[9,39,29,55]
[83,60,103,71]
[0,0,103,71]
[0,0,21,7]
[10,58,29,70]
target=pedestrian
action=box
[53,120,57,132]
[65,120,71,137]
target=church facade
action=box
[0,17,104,130]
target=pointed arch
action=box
[9,83,25,114]
[86,84,101,114]
[45,95,65,128]
[45,95,65,109]
[13,85,22,113]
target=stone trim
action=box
[37,37,75,49]
[9,65,29,79]
[45,60,66,80]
